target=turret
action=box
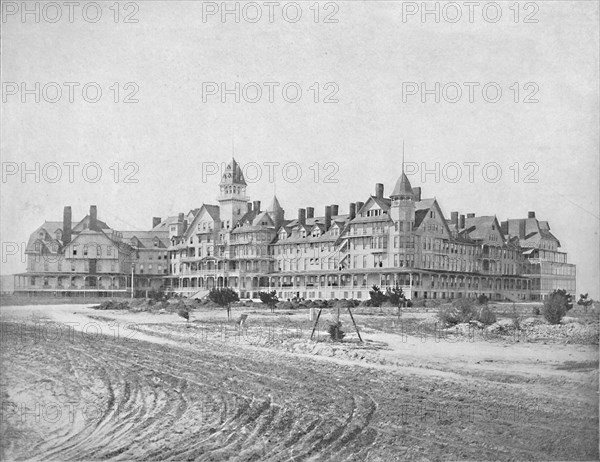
[390,171,415,225]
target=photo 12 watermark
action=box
[1,1,140,24]
[201,82,339,103]
[2,82,140,103]
[201,161,340,184]
[401,82,540,104]
[404,161,539,184]
[200,1,340,24]
[2,161,140,184]
[400,1,539,24]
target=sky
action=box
[1,1,599,297]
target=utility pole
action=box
[131,264,134,299]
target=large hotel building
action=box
[16,159,576,302]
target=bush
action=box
[477,306,497,326]
[439,300,496,326]
[369,285,387,307]
[177,307,190,323]
[543,292,570,324]
[532,306,540,316]
[477,294,489,305]
[327,321,345,341]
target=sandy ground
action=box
[1,303,598,461]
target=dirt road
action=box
[1,304,598,461]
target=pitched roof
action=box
[267,195,283,213]
[252,211,274,227]
[121,230,169,248]
[220,158,247,186]
[203,204,221,222]
[391,172,413,198]
[460,216,503,241]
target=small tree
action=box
[327,321,345,341]
[577,293,593,312]
[369,285,387,308]
[552,289,573,310]
[543,290,571,324]
[386,285,407,320]
[258,290,279,313]
[208,287,239,321]
[477,294,489,305]
[177,306,190,326]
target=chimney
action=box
[247,202,253,213]
[467,213,475,218]
[63,206,72,245]
[152,217,161,228]
[459,214,465,229]
[356,201,364,216]
[375,183,384,199]
[349,203,356,220]
[528,211,536,219]
[451,212,458,225]
[298,208,306,226]
[90,205,98,231]
[325,206,332,231]
[253,200,261,213]
[306,207,314,219]
[178,212,184,222]
[412,187,421,202]
[331,204,339,217]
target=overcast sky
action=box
[2,1,598,296]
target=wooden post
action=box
[347,307,363,343]
[310,309,322,340]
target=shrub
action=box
[327,321,345,341]
[477,306,497,326]
[532,306,540,316]
[543,291,570,324]
[177,307,190,324]
[477,294,489,305]
[439,300,496,326]
[258,290,278,313]
[438,307,461,326]
[369,285,387,307]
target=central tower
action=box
[218,158,248,230]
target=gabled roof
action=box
[502,216,561,248]
[238,209,259,226]
[460,216,504,242]
[252,211,274,227]
[72,215,110,233]
[203,205,220,222]
[151,216,181,231]
[121,231,169,249]
[413,198,437,228]
[181,204,221,239]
